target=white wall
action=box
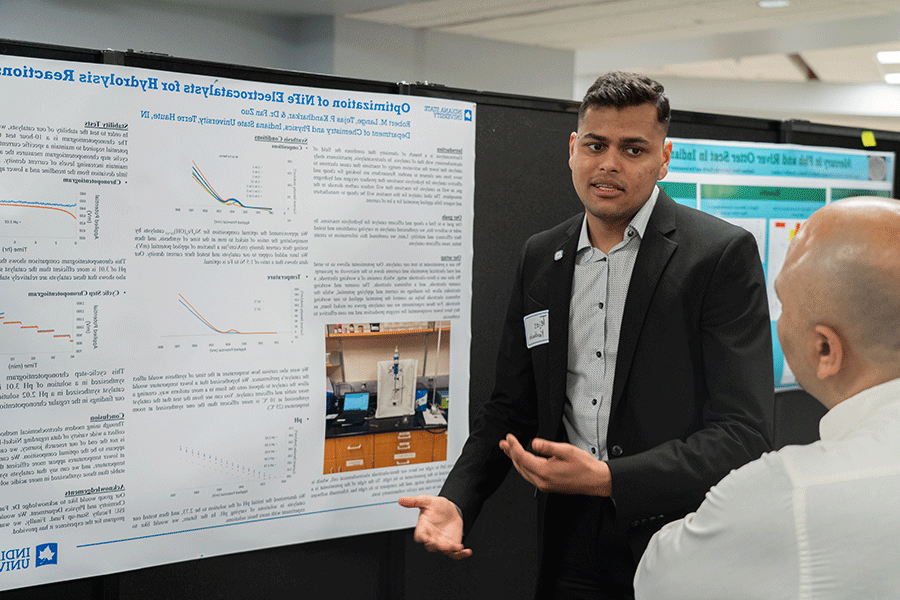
[0,0,317,72]
[333,17,574,98]
[651,77,900,133]
[0,0,574,99]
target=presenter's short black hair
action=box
[579,72,670,133]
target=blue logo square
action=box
[35,543,58,567]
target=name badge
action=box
[523,310,549,349]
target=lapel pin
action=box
[554,250,564,261]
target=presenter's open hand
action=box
[399,495,473,560]
[500,434,612,497]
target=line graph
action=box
[0,192,88,241]
[0,200,77,219]
[1,312,73,342]
[132,422,301,495]
[0,300,86,357]
[175,153,304,216]
[156,286,299,351]
[175,426,299,486]
[191,161,273,211]
[178,294,277,335]
[179,444,277,481]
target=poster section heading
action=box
[0,63,474,140]
[669,138,892,181]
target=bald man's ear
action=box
[814,324,843,380]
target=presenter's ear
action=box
[814,324,843,380]
[657,140,672,180]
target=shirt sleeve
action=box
[633,451,799,600]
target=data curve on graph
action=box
[191,162,273,212]
[0,200,77,219]
[1,311,73,342]
[178,294,277,335]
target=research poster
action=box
[0,56,474,589]
[661,139,894,388]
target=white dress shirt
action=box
[564,187,658,461]
[634,377,900,600]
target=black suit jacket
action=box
[440,190,774,567]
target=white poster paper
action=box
[0,56,474,589]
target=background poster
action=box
[661,139,894,387]
[0,56,474,589]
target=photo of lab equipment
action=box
[323,321,450,474]
[376,347,417,419]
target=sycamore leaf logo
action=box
[35,543,57,567]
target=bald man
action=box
[634,196,900,600]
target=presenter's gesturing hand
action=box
[500,434,613,497]
[398,495,473,560]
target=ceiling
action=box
[98,0,900,128]
[171,0,900,85]
[350,0,900,85]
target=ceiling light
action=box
[884,73,900,85]
[876,51,900,65]
[758,1,790,7]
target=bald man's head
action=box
[775,197,900,404]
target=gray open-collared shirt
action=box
[564,186,659,460]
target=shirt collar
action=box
[577,185,659,253]
[819,377,900,441]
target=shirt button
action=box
[627,230,634,237]
[592,398,597,406]
[598,302,604,309]
[591,447,597,455]
[611,445,623,457]
[596,350,602,358]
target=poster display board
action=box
[661,138,894,387]
[0,56,474,589]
